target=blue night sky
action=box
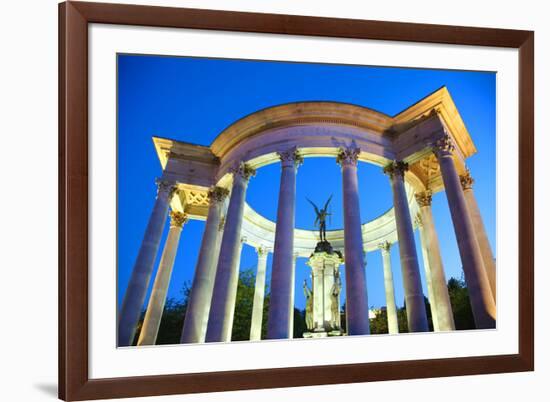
[117,54,496,315]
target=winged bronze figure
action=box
[306,194,332,242]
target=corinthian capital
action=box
[278,147,303,168]
[230,162,256,182]
[383,161,409,180]
[378,241,391,255]
[170,211,188,228]
[459,169,475,190]
[208,186,230,205]
[256,245,268,257]
[415,190,433,207]
[336,146,360,167]
[155,178,177,200]
[431,134,455,158]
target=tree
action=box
[447,276,475,330]
[369,308,389,334]
[231,268,260,341]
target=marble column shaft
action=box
[416,217,439,331]
[206,163,255,342]
[416,192,455,331]
[379,242,399,334]
[433,135,496,328]
[384,161,429,332]
[288,254,298,338]
[180,187,228,343]
[250,246,268,341]
[138,211,188,345]
[118,179,176,346]
[226,238,245,337]
[338,147,370,335]
[460,171,497,302]
[267,149,301,339]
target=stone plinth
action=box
[303,247,344,337]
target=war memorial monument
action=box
[117,87,496,346]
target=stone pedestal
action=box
[303,246,344,337]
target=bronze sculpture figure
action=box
[306,194,333,242]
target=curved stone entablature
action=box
[151,86,475,254]
[155,87,475,194]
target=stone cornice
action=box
[210,102,393,158]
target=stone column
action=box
[267,148,302,339]
[225,237,245,339]
[416,191,456,331]
[250,246,268,341]
[118,179,177,346]
[137,211,188,345]
[378,242,399,334]
[206,163,255,342]
[432,135,496,328]
[180,187,229,343]
[415,212,439,331]
[460,170,497,302]
[337,147,370,335]
[288,253,298,338]
[383,161,429,332]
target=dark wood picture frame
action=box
[59,1,534,400]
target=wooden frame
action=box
[59,1,534,400]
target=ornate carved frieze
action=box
[231,162,256,181]
[431,133,456,158]
[208,186,230,205]
[170,211,189,228]
[278,147,304,168]
[184,190,209,207]
[336,146,360,167]
[383,160,409,180]
[460,169,475,190]
[415,190,433,207]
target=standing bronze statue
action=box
[306,195,333,242]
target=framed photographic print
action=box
[59,1,534,400]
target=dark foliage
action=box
[448,276,476,330]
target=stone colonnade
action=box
[118,135,496,346]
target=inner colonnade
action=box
[118,87,497,347]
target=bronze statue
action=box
[303,279,314,331]
[306,195,333,242]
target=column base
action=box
[303,330,343,338]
